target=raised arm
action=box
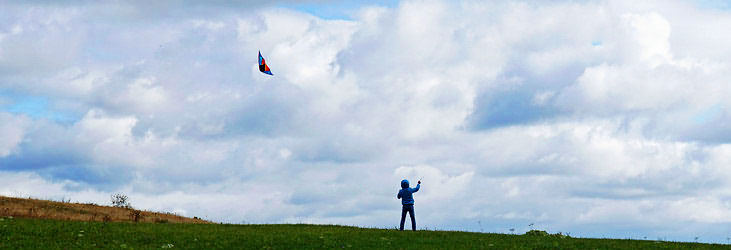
[411,183,420,193]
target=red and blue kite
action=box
[258,51,273,75]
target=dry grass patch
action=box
[0,195,209,224]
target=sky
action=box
[1,0,731,243]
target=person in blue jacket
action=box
[397,179,420,231]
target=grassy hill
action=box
[1,218,727,249]
[0,195,207,224]
[0,196,727,249]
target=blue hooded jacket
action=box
[397,179,420,205]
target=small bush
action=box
[553,232,571,239]
[111,193,130,208]
[129,210,143,222]
[525,230,549,237]
[524,230,571,239]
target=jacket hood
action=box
[401,179,409,188]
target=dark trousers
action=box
[399,204,416,231]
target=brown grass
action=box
[0,195,210,224]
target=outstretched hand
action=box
[418,180,421,184]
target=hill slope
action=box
[0,196,727,249]
[0,218,727,249]
[0,195,207,224]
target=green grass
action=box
[0,217,726,249]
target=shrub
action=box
[129,210,143,222]
[525,230,549,237]
[111,193,130,208]
[524,230,571,239]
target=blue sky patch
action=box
[281,0,397,20]
[693,104,723,124]
[695,0,731,10]
[1,91,79,123]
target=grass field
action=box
[0,196,727,249]
[1,216,727,249]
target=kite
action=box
[258,51,273,75]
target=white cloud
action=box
[623,12,673,65]
[393,165,474,203]
[0,113,29,157]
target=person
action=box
[397,179,420,231]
